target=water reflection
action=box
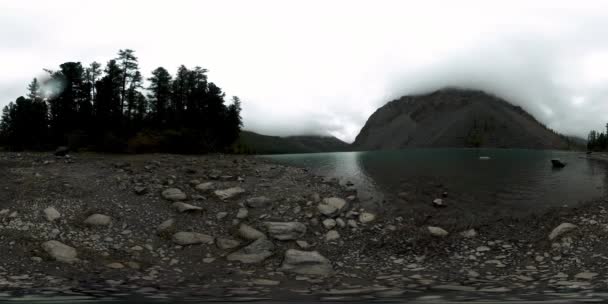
[264,149,608,217]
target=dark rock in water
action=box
[551,159,566,168]
[54,146,70,157]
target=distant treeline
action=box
[587,124,608,151]
[0,49,242,153]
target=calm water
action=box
[264,149,608,216]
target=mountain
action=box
[353,88,579,150]
[232,131,350,154]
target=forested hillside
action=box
[0,49,242,153]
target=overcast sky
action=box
[2,1,608,142]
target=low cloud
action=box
[3,1,608,142]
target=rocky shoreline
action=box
[2,152,608,301]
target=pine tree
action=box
[0,49,244,153]
[147,67,172,125]
[86,62,102,101]
[116,49,139,117]
[27,78,42,101]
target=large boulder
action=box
[172,232,214,245]
[84,214,111,226]
[238,224,266,240]
[227,238,275,263]
[264,222,307,240]
[42,240,78,263]
[162,188,187,201]
[245,196,272,208]
[214,187,245,200]
[43,207,61,222]
[549,223,577,240]
[317,197,347,217]
[280,249,333,276]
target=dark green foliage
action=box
[587,126,608,151]
[0,49,242,153]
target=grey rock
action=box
[84,214,111,226]
[195,182,215,191]
[318,197,347,217]
[215,187,245,200]
[280,249,333,276]
[216,238,241,250]
[325,230,340,241]
[432,198,445,207]
[238,224,266,240]
[245,196,272,208]
[172,202,203,213]
[43,207,61,222]
[322,218,337,229]
[157,219,175,232]
[172,232,214,245]
[359,212,376,223]
[476,246,491,252]
[574,272,598,280]
[264,222,306,240]
[227,238,274,263]
[42,240,77,263]
[162,188,187,201]
[428,226,448,237]
[106,262,125,269]
[549,223,577,240]
[336,218,346,227]
[236,208,249,219]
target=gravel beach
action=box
[2,152,608,301]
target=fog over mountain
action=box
[2,1,608,142]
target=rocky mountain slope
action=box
[234,131,350,154]
[354,88,577,150]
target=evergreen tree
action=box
[0,49,243,153]
[170,65,189,126]
[147,67,172,125]
[116,49,139,116]
[126,70,143,123]
[27,78,42,101]
[46,62,88,143]
[85,62,102,101]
